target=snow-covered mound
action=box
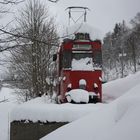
[0,87,18,140]
[63,23,102,40]
[103,71,140,102]
[41,74,140,140]
[66,89,89,103]
[10,97,103,123]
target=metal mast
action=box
[65,6,90,25]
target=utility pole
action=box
[119,50,126,78]
[65,7,90,25]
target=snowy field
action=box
[0,85,18,140]
[41,71,140,140]
[0,71,140,140]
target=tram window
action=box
[75,33,90,40]
[94,51,102,65]
[73,44,91,50]
[63,50,71,68]
[72,53,92,60]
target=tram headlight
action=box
[63,76,66,81]
[79,79,86,90]
[93,83,99,93]
[67,84,72,92]
[94,83,98,88]
[99,77,102,82]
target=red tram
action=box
[54,32,102,103]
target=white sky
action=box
[46,0,140,36]
[0,0,140,36]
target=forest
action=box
[103,13,140,81]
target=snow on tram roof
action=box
[64,23,102,40]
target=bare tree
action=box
[0,0,60,53]
[0,0,25,53]
[9,0,59,100]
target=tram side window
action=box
[94,51,102,66]
[63,50,71,68]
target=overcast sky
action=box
[0,0,140,36]
[46,0,140,36]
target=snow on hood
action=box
[66,89,89,103]
[62,23,102,40]
[72,57,94,71]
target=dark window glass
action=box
[73,44,91,50]
[94,51,102,65]
[72,53,92,60]
[63,50,71,68]
[75,33,90,40]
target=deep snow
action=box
[41,71,140,140]
[10,97,103,123]
[103,71,140,102]
[1,71,140,140]
[0,86,18,140]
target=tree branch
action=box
[48,0,59,3]
[0,28,59,46]
[0,44,28,52]
[0,0,24,5]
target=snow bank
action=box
[114,84,140,122]
[40,102,115,140]
[10,97,103,123]
[41,80,140,140]
[0,87,18,140]
[103,71,140,102]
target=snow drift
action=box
[10,97,103,123]
[41,71,140,140]
[103,71,140,102]
[66,89,89,103]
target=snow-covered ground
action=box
[0,71,140,140]
[11,98,103,123]
[41,71,140,140]
[103,71,140,102]
[0,85,18,140]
